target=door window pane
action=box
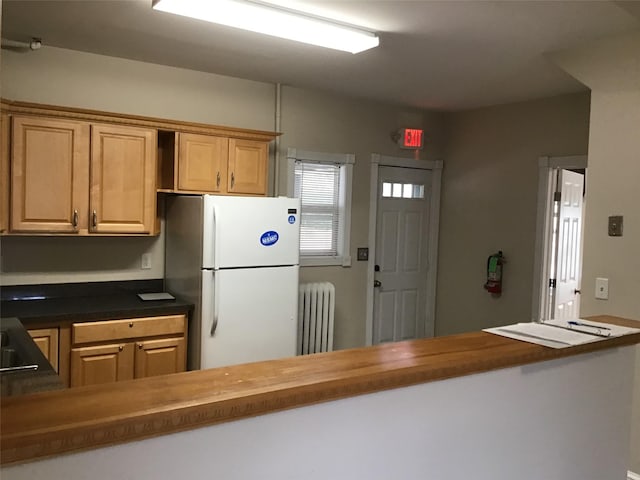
[381,182,425,199]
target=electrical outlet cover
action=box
[141,253,152,270]
[595,277,609,300]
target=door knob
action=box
[374,280,382,288]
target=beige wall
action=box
[0,46,445,350]
[1,47,275,129]
[436,93,591,336]
[0,46,277,287]
[550,30,640,474]
[278,86,444,348]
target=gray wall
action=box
[550,30,640,475]
[436,92,591,335]
[278,85,444,348]
[0,46,445,350]
[0,46,275,287]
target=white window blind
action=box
[294,161,341,256]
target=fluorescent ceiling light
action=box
[152,0,379,54]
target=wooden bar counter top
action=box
[1,315,639,466]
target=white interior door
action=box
[552,169,584,319]
[373,166,431,344]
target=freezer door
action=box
[203,196,300,269]
[201,266,298,369]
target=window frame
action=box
[287,148,354,267]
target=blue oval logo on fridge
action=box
[260,231,279,246]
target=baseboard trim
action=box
[628,470,640,480]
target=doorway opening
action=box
[532,155,587,322]
[365,154,442,345]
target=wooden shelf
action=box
[1,315,638,465]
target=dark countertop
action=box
[0,280,193,398]
[1,279,193,326]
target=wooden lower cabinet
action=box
[28,327,60,372]
[69,314,187,388]
[134,337,186,379]
[70,343,134,387]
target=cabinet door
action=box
[70,343,134,387]
[28,328,59,372]
[90,124,156,234]
[177,133,228,193]
[228,139,268,195]
[134,337,186,379]
[1,113,9,233]
[11,116,89,233]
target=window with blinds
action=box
[293,161,341,256]
[287,148,353,267]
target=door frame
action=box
[531,155,587,322]
[365,154,443,346]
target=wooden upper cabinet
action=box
[177,132,228,193]
[228,138,268,195]
[7,116,157,235]
[1,101,277,231]
[90,124,157,234]
[10,116,90,233]
[175,133,268,196]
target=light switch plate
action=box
[595,277,609,300]
[608,215,623,236]
[357,247,369,261]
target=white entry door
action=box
[373,166,432,343]
[552,169,584,319]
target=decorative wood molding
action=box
[0,99,280,142]
[1,316,638,465]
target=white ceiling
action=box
[2,0,639,111]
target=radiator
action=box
[297,282,335,355]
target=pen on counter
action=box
[568,321,611,331]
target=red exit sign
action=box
[398,128,424,149]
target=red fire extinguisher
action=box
[484,251,504,296]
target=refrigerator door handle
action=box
[211,270,220,336]
[202,270,218,339]
[211,304,219,336]
[202,198,217,269]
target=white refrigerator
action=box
[165,195,300,370]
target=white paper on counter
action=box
[484,323,605,349]
[543,318,640,337]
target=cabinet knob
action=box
[129,322,134,328]
[138,343,143,349]
[231,172,235,189]
[72,209,79,229]
[92,210,97,229]
[118,345,123,352]
[216,171,220,188]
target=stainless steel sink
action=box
[0,318,64,396]
[0,318,42,373]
